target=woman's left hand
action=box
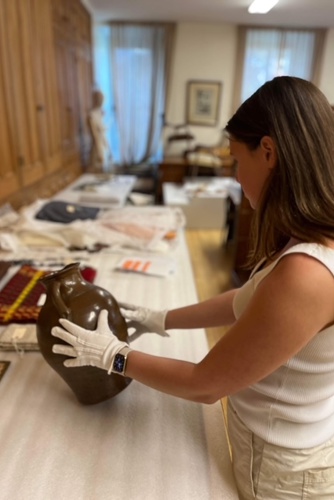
[51,309,129,373]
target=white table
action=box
[54,173,137,208]
[0,232,238,500]
[163,177,241,229]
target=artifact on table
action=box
[36,262,132,404]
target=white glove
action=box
[51,309,129,374]
[119,302,168,337]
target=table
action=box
[163,177,241,230]
[0,232,238,500]
[157,157,190,203]
[53,174,137,208]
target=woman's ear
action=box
[260,136,277,169]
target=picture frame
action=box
[186,80,222,127]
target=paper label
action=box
[115,256,176,277]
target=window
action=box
[93,23,175,166]
[235,27,326,105]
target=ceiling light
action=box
[248,0,279,14]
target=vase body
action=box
[36,262,132,405]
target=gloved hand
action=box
[51,309,129,374]
[119,302,169,337]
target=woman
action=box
[52,77,334,499]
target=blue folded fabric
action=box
[35,200,100,223]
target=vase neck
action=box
[40,263,85,289]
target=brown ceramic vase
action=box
[36,262,132,405]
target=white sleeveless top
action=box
[230,243,334,448]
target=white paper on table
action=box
[115,255,177,277]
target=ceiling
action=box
[84,0,334,28]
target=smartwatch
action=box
[111,346,131,376]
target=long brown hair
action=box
[225,76,334,267]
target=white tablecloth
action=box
[53,173,137,208]
[0,232,238,500]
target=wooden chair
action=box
[184,135,236,178]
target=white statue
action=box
[88,90,112,172]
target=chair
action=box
[164,123,196,157]
[184,132,236,178]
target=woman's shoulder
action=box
[251,241,334,284]
[255,243,334,318]
[278,242,334,275]
[252,241,334,279]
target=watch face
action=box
[113,353,125,373]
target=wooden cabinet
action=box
[27,0,65,176]
[52,0,93,168]
[0,0,93,209]
[0,2,20,199]
[0,0,44,192]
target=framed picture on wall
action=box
[186,80,222,126]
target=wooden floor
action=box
[185,229,235,427]
[185,229,234,348]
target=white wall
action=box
[166,23,334,152]
[319,28,334,105]
[165,23,238,152]
[90,20,334,155]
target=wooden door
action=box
[0,0,63,193]
[29,0,62,173]
[3,0,44,187]
[0,0,93,207]
[0,1,20,198]
[52,0,81,165]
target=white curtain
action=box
[109,23,175,166]
[93,26,119,163]
[238,28,326,104]
[93,23,174,167]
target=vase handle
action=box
[51,281,70,318]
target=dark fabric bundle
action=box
[35,200,100,223]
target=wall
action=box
[165,23,334,153]
[89,21,334,156]
[165,22,238,153]
[319,28,334,104]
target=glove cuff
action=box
[161,309,168,329]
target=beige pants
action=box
[227,403,334,500]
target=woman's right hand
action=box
[119,302,169,337]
